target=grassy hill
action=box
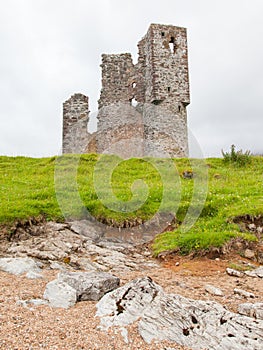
[0,154,262,255]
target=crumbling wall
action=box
[62,93,90,153]
[98,54,135,109]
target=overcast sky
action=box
[0,0,262,158]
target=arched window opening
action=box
[169,36,176,53]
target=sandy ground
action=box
[0,255,262,350]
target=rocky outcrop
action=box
[3,220,158,274]
[96,277,263,350]
[0,257,42,276]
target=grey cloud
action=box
[0,0,262,157]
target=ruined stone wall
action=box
[62,94,90,153]
[98,54,135,109]
[62,23,190,158]
[96,54,143,157]
[96,102,144,158]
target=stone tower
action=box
[136,23,190,157]
[62,23,190,158]
[62,93,90,153]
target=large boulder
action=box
[58,271,120,301]
[96,277,263,350]
[43,280,77,308]
[43,271,120,308]
[0,257,41,275]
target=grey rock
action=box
[226,268,244,277]
[26,271,43,279]
[7,227,88,261]
[238,303,263,320]
[96,277,263,350]
[234,288,255,298]
[245,266,263,278]
[0,257,41,275]
[139,293,263,349]
[43,280,77,308]
[49,261,66,271]
[28,298,48,306]
[17,299,48,308]
[248,223,256,231]
[226,267,244,277]
[69,220,103,241]
[244,249,255,259]
[96,240,134,252]
[4,220,159,274]
[120,327,129,344]
[58,271,120,301]
[46,222,69,231]
[96,277,163,329]
[205,284,224,296]
[73,258,99,272]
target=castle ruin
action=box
[62,23,190,158]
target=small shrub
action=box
[221,144,252,166]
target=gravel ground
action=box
[0,256,262,350]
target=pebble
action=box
[226,268,244,277]
[234,288,255,298]
[205,284,224,296]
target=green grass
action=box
[0,154,262,255]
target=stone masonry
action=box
[62,94,90,154]
[62,23,190,158]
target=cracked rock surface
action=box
[96,277,263,350]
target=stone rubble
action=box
[3,220,159,274]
